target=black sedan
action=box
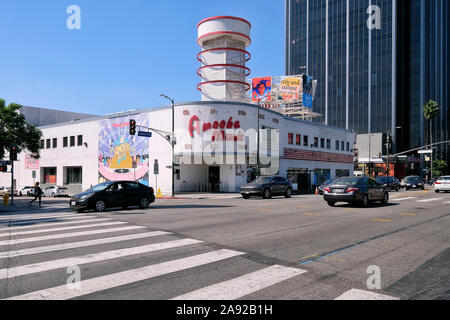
[323,177,389,207]
[70,181,155,212]
[240,176,293,199]
[400,176,425,190]
[375,176,400,192]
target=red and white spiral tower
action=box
[197,16,251,102]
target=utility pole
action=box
[386,132,392,177]
[160,94,175,197]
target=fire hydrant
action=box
[3,193,9,206]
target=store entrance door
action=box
[208,166,220,193]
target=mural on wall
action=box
[98,115,149,185]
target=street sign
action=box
[418,150,433,154]
[32,171,36,179]
[138,131,152,138]
[154,159,159,175]
[0,160,11,166]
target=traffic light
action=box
[9,144,18,161]
[129,119,136,136]
[0,165,7,173]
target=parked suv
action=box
[240,176,293,199]
[43,185,70,197]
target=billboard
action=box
[252,77,272,101]
[302,75,318,108]
[24,154,39,170]
[98,114,149,185]
[278,76,302,101]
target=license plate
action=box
[334,189,344,193]
[413,185,416,188]
[71,201,76,206]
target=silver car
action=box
[434,176,450,193]
[43,185,69,197]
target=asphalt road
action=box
[0,189,449,300]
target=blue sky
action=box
[0,0,285,115]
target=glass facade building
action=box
[286,0,449,161]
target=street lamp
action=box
[159,94,175,198]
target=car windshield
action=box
[253,177,272,184]
[88,182,113,192]
[332,178,361,186]
[438,177,450,181]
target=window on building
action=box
[327,139,331,149]
[46,139,51,149]
[320,138,325,149]
[314,137,319,148]
[304,135,309,147]
[341,141,345,151]
[336,140,340,150]
[288,133,294,145]
[42,167,57,184]
[296,134,301,145]
[40,140,45,149]
[346,142,350,152]
[77,135,83,146]
[64,167,82,184]
[63,137,68,147]
[53,138,57,149]
[70,136,75,147]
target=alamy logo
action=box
[366,5,381,30]
[66,5,81,30]
[366,265,381,290]
[67,266,82,290]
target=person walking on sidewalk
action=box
[30,182,43,207]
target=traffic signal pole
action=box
[10,160,14,206]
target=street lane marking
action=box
[0,238,203,280]
[0,221,126,237]
[372,219,392,222]
[301,253,319,260]
[390,197,416,201]
[5,249,243,300]
[257,209,272,213]
[172,265,307,300]
[399,213,416,216]
[335,289,399,300]
[304,213,321,216]
[297,206,309,209]
[0,215,97,227]
[0,225,146,246]
[443,201,450,204]
[0,231,171,259]
[416,198,442,203]
[0,217,110,231]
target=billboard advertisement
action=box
[24,154,39,170]
[252,77,272,101]
[302,75,317,108]
[278,76,302,101]
[98,114,149,185]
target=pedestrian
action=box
[30,182,43,207]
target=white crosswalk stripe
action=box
[0,238,203,280]
[0,225,146,246]
[0,217,110,231]
[172,265,307,300]
[335,289,399,300]
[0,221,127,237]
[416,198,442,203]
[390,197,417,201]
[0,213,85,221]
[0,231,171,259]
[4,249,244,300]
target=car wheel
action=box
[381,192,389,205]
[263,188,272,199]
[406,187,410,191]
[19,192,22,197]
[139,197,150,209]
[94,200,106,212]
[285,188,292,198]
[327,201,336,207]
[361,194,369,207]
[435,190,440,193]
[242,194,250,199]
[52,193,56,197]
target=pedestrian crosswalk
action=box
[0,210,399,300]
[391,195,450,205]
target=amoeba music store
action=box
[9,101,356,195]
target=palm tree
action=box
[423,100,440,179]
